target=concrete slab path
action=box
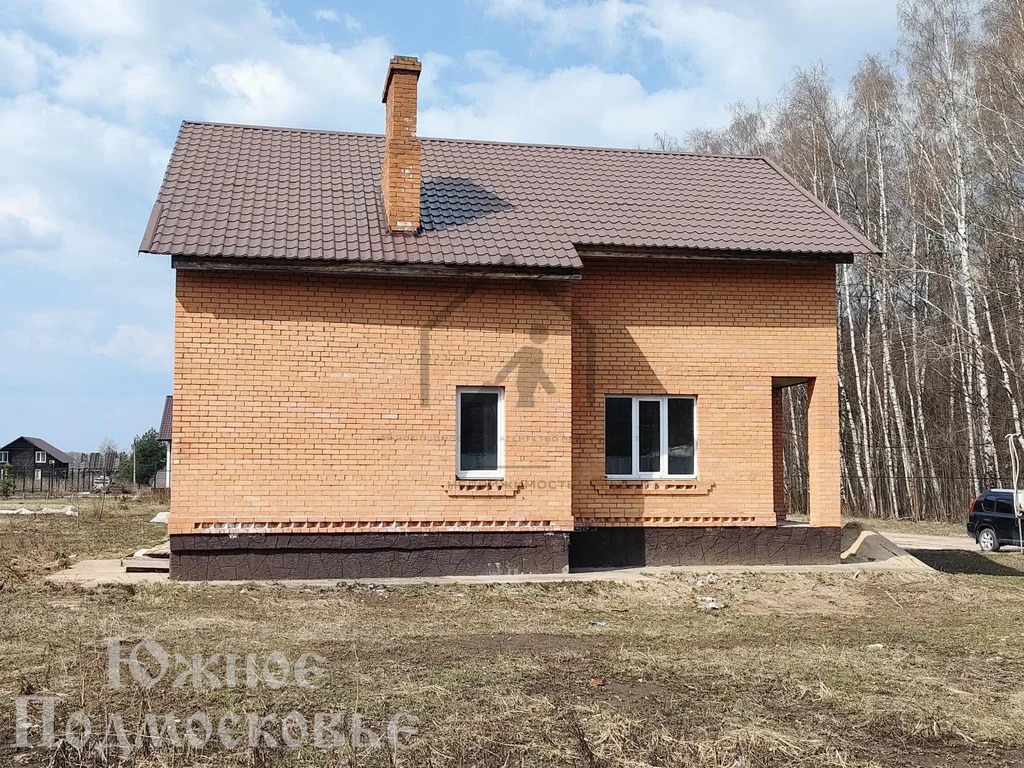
[47,551,929,591]
[41,524,958,588]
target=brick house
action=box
[139,56,877,580]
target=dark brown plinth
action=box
[568,525,842,569]
[170,531,570,581]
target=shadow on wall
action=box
[419,281,608,407]
[569,304,672,524]
[179,260,831,333]
[494,324,556,407]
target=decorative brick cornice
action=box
[192,518,569,534]
[575,516,756,527]
[444,479,523,497]
[592,479,716,496]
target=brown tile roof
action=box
[159,395,173,442]
[139,121,878,271]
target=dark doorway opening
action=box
[773,378,810,522]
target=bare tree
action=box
[656,0,1024,520]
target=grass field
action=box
[2,500,1024,767]
[0,495,168,579]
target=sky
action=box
[0,0,898,453]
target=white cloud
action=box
[201,37,391,127]
[0,94,168,275]
[479,0,897,107]
[54,53,185,121]
[31,0,153,41]
[0,309,103,354]
[459,1,784,146]
[204,60,300,124]
[313,8,364,31]
[485,0,645,52]
[343,13,365,32]
[0,31,55,93]
[420,53,730,147]
[12,0,386,128]
[0,189,62,254]
[637,2,774,90]
[96,324,173,373]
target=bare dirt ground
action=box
[2,499,1024,767]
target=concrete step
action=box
[124,556,170,573]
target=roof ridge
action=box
[183,120,384,140]
[180,120,765,161]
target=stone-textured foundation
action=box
[171,526,840,580]
[569,525,842,569]
[170,532,570,581]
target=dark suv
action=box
[968,490,1023,552]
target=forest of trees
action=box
[663,0,1024,520]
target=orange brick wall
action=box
[571,258,840,529]
[170,271,573,536]
[171,258,841,536]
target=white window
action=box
[605,395,697,479]
[0,451,7,463]
[456,387,505,479]
[35,451,46,464]
[34,469,42,482]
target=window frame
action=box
[605,395,697,480]
[0,451,7,463]
[35,451,46,464]
[455,386,505,480]
[34,469,42,482]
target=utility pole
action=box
[132,437,137,486]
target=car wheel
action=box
[978,527,1000,553]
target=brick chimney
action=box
[381,55,422,233]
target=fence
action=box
[1,468,121,497]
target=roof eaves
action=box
[574,244,855,264]
[138,201,163,254]
[159,396,173,442]
[169,254,584,280]
[759,156,881,256]
[138,120,187,254]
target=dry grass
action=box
[2,508,1024,767]
[0,494,167,580]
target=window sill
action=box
[593,479,715,496]
[444,480,521,498]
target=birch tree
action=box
[673,0,1024,520]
